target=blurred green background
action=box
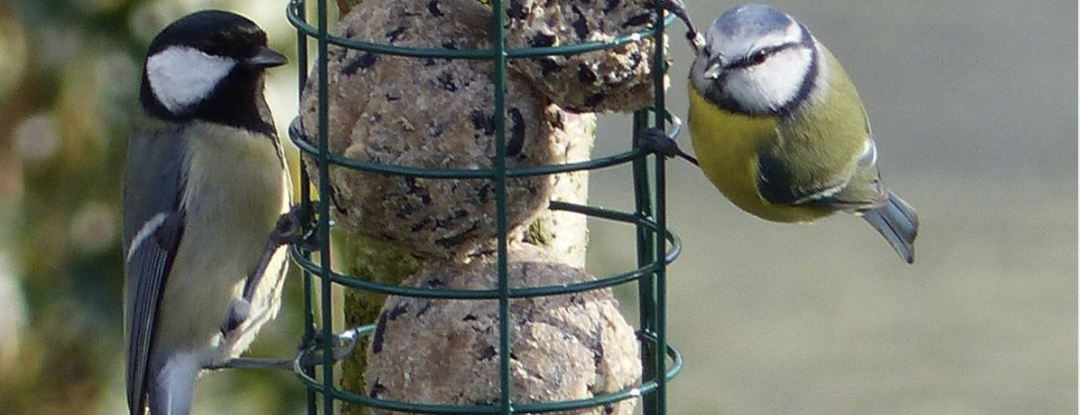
[0,0,1073,415]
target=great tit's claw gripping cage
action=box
[285,0,683,413]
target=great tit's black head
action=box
[140,10,287,134]
[691,4,820,116]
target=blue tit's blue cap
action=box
[713,4,795,39]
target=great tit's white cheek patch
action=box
[147,47,236,114]
[727,46,812,113]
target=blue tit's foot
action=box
[655,0,703,52]
[640,126,699,166]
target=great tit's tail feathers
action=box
[145,353,200,415]
[862,189,918,264]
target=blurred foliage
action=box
[0,1,307,414]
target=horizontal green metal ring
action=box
[286,0,676,60]
[288,122,643,179]
[287,113,681,179]
[293,325,683,414]
[289,201,682,299]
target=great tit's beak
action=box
[703,56,724,80]
[244,46,288,69]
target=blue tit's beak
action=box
[244,46,288,69]
[703,56,724,80]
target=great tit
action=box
[675,3,918,263]
[123,10,291,415]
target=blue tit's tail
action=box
[861,189,919,264]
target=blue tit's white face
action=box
[690,4,820,116]
[145,46,238,115]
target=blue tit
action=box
[123,10,291,415]
[686,4,918,263]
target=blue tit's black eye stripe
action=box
[725,22,817,70]
[798,23,815,48]
[725,42,796,69]
[779,23,819,116]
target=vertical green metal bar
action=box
[631,111,655,331]
[489,0,513,413]
[316,0,335,413]
[650,171,670,412]
[649,3,669,414]
[294,1,318,414]
[631,111,658,415]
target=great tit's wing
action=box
[122,126,188,415]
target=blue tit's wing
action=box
[756,152,844,206]
[757,135,884,208]
[122,125,188,415]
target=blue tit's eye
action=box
[749,50,768,65]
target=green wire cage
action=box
[284,0,683,413]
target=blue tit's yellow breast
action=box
[687,86,828,223]
[687,86,771,216]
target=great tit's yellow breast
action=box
[688,86,830,223]
[158,122,291,357]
